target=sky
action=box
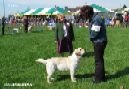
[0,0,128,17]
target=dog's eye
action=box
[80,48,81,51]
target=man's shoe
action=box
[92,79,106,84]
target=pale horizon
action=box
[0,0,129,17]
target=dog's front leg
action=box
[47,75,52,83]
[70,68,76,82]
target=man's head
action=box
[80,5,94,20]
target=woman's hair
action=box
[56,14,66,22]
[80,5,94,19]
[57,14,65,20]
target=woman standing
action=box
[55,14,75,55]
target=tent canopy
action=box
[17,4,114,16]
[19,7,67,16]
[31,8,44,15]
[91,4,109,12]
[19,8,30,16]
[46,8,55,14]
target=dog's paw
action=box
[72,78,77,82]
[47,80,52,84]
[48,82,52,84]
[72,80,77,82]
[51,78,55,81]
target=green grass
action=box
[0,26,129,89]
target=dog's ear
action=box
[75,52,81,56]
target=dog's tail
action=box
[35,58,48,64]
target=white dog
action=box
[28,26,32,32]
[36,48,85,83]
[13,28,19,33]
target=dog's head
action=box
[74,48,85,57]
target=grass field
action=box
[0,26,129,89]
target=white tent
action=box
[24,9,36,15]
[38,8,51,15]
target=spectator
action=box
[123,11,129,28]
[55,14,75,55]
[23,16,29,33]
[2,16,5,35]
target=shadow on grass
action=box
[0,82,3,89]
[57,73,94,81]
[107,67,129,80]
[57,67,129,81]
[31,30,43,33]
[82,51,94,58]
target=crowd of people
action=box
[105,11,129,27]
[0,11,129,33]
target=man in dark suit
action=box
[23,16,29,33]
[80,5,108,83]
[2,16,5,35]
[55,14,75,55]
